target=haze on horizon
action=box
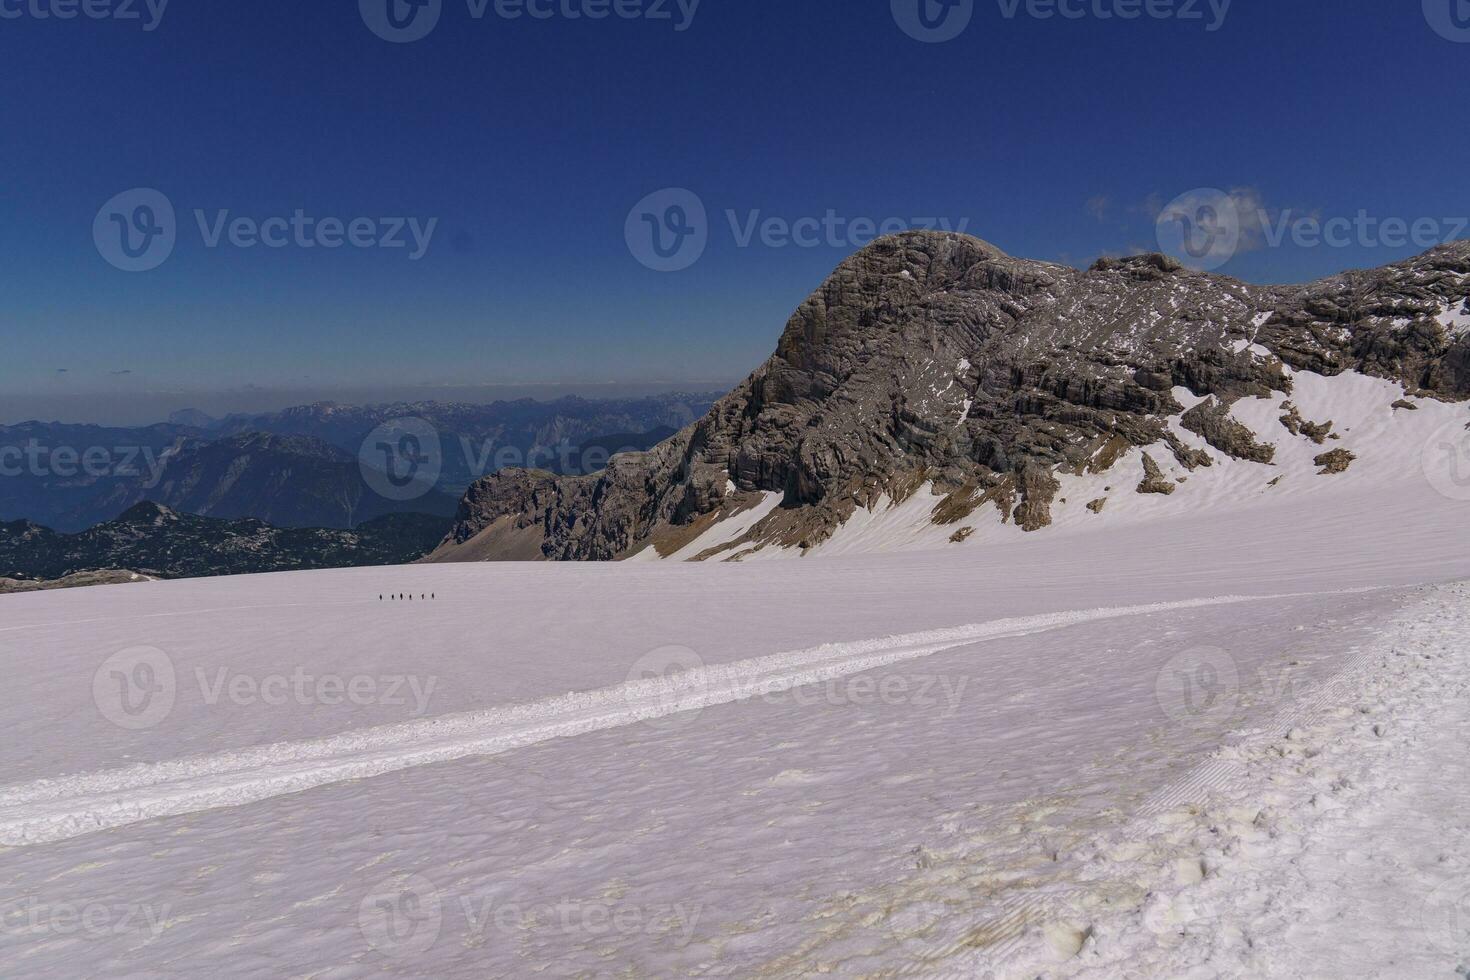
[0,379,742,428]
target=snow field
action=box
[0,585,1442,977]
[0,593,1333,847]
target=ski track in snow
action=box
[0,592,1358,849]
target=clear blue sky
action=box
[2,0,1467,423]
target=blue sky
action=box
[2,0,1467,423]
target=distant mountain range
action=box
[191,393,721,492]
[0,502,449,582]
[0,392,720,533]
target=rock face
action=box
[433,233,1470,562]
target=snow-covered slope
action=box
[1,450,1469,975]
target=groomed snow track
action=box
[0,593,1341,848]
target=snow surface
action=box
[0,594,1353,848]
[2,368,1469,976]
[1440,300,1470,337]
[3,579,1467,976]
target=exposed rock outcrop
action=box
[1136,453,1177,495]
[1013,464,1061,532]
[1315,449,1357,475]
[1182,398,1277,464]
[1279,402,1335,444]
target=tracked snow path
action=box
[0,593,1333,847]
[889,583,1470,977]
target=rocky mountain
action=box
[0,502,449,582]
[0,421,201,532]
[429,232,1470,563]
[91,432,461,530]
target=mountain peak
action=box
[116,501,180,524]
[167,408,217,429]
[1089,252,1186,277]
